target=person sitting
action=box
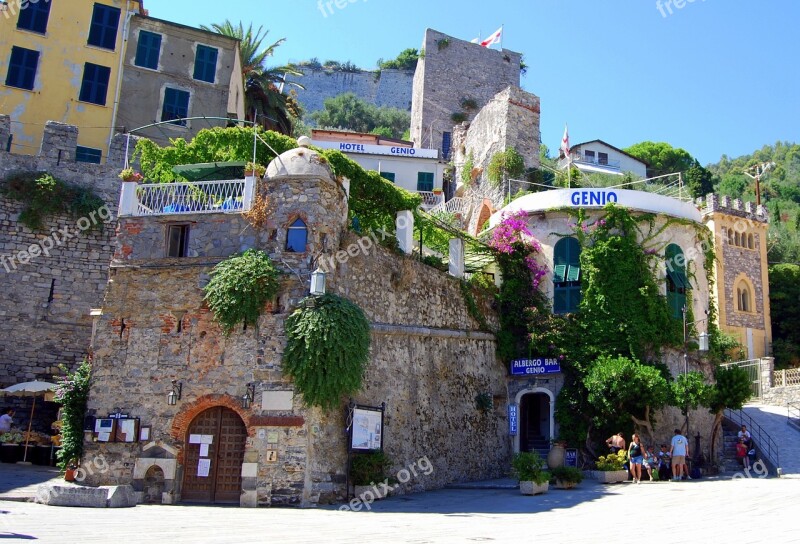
[737,425,753,449]
[736,438,751,469]
[642,445,657,481]
[658,444,672,481]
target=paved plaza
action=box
[1,475,799,543]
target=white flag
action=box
[480,27,502,47]
[560,124,570,159]
[470,37,480,44]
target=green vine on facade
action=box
[1,172,106,232]
[459,280,491,332]
[54,360,91,471]
[203,249,281,335]
[283,294,371,410]
[487,148,525,188]
[461,152,475,186]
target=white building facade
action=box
[559,140,648,178]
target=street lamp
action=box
[241,382,256,409]
[310,268,326,296]
[167,380,182,406]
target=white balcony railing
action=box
[418,191,445,211]
[119,178,255,217]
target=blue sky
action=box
[148,0,800,166]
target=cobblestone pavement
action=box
[743,402,800,476]
[1,476,798,543]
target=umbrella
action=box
[1,381,57,463]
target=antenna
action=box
[742,162,775,206]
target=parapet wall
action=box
[698,194,769,224]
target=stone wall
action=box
[0,119,127,430]
[410,29,522,157]
[285,68,414,117]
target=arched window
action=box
[734,232,740,246]
[748,234,754,249]
[285,218,308,253]
[666,244,687,319]
[727,229,734,246]
[553,237,581,314]
[737,284,752,312]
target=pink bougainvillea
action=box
[490,210,547,290]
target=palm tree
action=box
[201,20,303,134]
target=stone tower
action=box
[702,195,772,359]
[410,28,523,157]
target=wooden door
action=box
[182,407,246,504]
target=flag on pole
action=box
[479,27,502,47]
[560,124,570,159]
[470,37,480,44]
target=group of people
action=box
[606,429,693,483]
[735,425,756,469]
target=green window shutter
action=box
[566,265,580,282]
[553,265,567,283]
[416,172,434,192]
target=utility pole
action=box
[743,162,775,206]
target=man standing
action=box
[670,428,691,481]
[0,408,14,444]
[606,432,625,454]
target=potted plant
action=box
[511,451,550,495]
[350,451,393,499]
[244,162,266,178]
[64,459,78,482]
[118,168,144,183]
[551,466,583,489]
[547,438,568,469]
[593,450,629,484]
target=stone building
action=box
[82,141,508,506]
[117,14,245,143]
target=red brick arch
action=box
[474,200,494,236]
[169,394,255,443]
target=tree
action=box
[708,366,752,461]
[584,355,671,445]
[684,160,716,198]
[769,264,800,369]
[311,93,410,139]
[670,371,713,438]
[377,48,419,71]
[624,141,695,178]
[201,20,303,134]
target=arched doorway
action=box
[514,388,555,455]
[182,406,247,504]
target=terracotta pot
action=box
[547,444,566,469]
[64,468,76,482]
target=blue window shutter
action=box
[442,132,452,160]
[88,4,121,50]
[135,31,161,69]
[79,63,111,105]
[162,88,190,125]
[6,47,40,90]
[17,0,51,33]
[76,146,102,164]
[194,45,218,83]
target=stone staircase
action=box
[721,427,744,473]
[527,436,550,461]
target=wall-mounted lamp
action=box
[698,332,710,353]
[310,268,326,296]
[167,380,182,406]
[242,382,256,409]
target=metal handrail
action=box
[789,402,800,431]
[724,408,780,471]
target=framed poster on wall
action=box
[348,404,385,452]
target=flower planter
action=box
[519,481,549,495]
[593,470,629,484]
[555,479,578,490]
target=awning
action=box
[171,161,247,181]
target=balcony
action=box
[418,191,445,211]
[559,154,621,171]
[119,178,255,217]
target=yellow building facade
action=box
[1,0,143,161]
[703,195,772,359]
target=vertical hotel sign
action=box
[508,405,518,436]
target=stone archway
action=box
[513,387,555,454]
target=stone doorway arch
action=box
[513,387,555,454]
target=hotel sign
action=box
[508,404,518,435]
[510,358,562,376]
[311,140,439,159]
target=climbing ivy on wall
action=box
[135,127,421,235]
[1,172,106,231]
[54,360,91,471]
[282,294,371,410]
[203,249,281,335]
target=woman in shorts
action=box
[628,433,645,484]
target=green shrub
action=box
[54,360,91,471]
[551,466,583,484]
[511,452,550,484]
[595,450,627,471]
[351,452,392,485]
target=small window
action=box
[748,234,754,250]
[167,225,189,258]
[734,232,740,246]
[665,244,687,319]
[584,150,596,162]
[737,285,752,313]
[161,88,190,126]
[417,172,434,192]
[380,172,396,183]
[79,63,111,105]
[17,0,51,33]
[286,218,307,253]
[76,146,102,164]
[88,3,121,50]
[727,229,734,246]
[135,30,162,70]
[598,152,609,165]
[193,44,218,83]
[5,46,40,90]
